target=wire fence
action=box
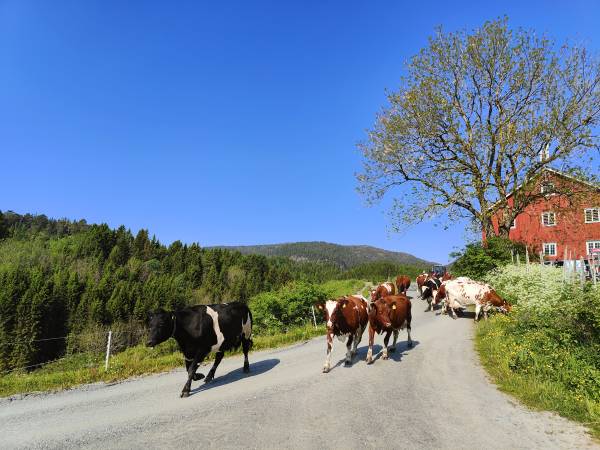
[0,325,149,375]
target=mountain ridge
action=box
[210,241,435,269]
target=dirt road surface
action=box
[1,285,596,449]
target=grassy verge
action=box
[320,279,367,297]
[0,323,326,398]
[475,314,600,439]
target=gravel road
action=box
[1,285,596,449]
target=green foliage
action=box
[249,282,329,334]
[476,266,600,438]
[450,237,526,279]
[340,261,424,283]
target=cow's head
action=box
[315,299,348,329]
[370,288,378,302]
[146,309,175,348]
[368,299,392,329]
[487,290,512,314]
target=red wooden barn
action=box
[484,168,600,263]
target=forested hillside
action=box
[0,211,427,372]
[213,242,434,268]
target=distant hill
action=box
[211,241,435,269]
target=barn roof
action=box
[487,167,600,211]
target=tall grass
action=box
[476,264,600,438]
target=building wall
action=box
[487,173,600,261]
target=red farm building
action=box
[485,168,600,263]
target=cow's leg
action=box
[344,334,354,366]
[382,331,391,359]
[181,349,209,398]
[323,332,334,373]
[407,319,413,347]
[450,305,458,320]
[366,327,375,364]
[388,330,399,353]
[242,336,252,373]
[185,358,205,381]
[352,326,364,357]
[204,351,224,383]
[474,303,482,322]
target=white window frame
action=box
[584,208,600,224]
[541,211,557,227]
[541,182,555,195]
[587,241,600,255]
[543,242,557,256]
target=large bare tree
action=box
[358,18,600,237]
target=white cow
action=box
[435,278,511,321]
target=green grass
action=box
[475,315,600,440]
[320,279,366,297]
[0,323,326,398]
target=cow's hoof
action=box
[408,341,413,348]
[366,358,373,365]
[243,365,250,374]
[204,375,214,384]
[193,373,205,381]
[388,347,396,353]
[180,391,190,398]
[382,354,389,360]
[322,367,330,373]
[344,360,352,367]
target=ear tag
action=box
[317,305,323,310]
[392,304,397,310]
[342,303,347,308]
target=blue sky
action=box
[1,1,599,263]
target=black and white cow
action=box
[147,302,253,398]
[422,277,441,312]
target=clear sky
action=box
[1,1,599,263]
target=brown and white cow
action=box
[315,295,369,373]
[370,282,396,302]
[434,278,512,321]
[366,294,412,364]
[395,275,411,295]
[415,272,428,297]
[441,272,453,281]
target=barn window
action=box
[587,241,600,255]
[541,182,555,195]
[541,212,556,226]
[584,208,600,223]
[543,243,557,256]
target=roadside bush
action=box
[249,281,329,334]
[477,264,600,437]
[450,236,526,279]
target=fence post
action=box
[311,306,317,329]
[104,330,112,371]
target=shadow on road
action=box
[329,339,420,370]
[189,358,280,396]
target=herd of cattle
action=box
[146,273,511,397]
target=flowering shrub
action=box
[477,264,600,436]
[483,264,564,311]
